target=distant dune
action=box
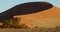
[0,2,60,28]
[14,6,60,28]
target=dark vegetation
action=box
[0,26,60,32]
[0,18,29,29]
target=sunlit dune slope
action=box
[14,6,60,28]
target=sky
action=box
[0,0,60,13]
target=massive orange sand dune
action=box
[14,6,60,28]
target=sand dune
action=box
[0,2,60,28]
[14,6,60,28]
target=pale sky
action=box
[0,0,60,13]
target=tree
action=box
[0,18,20,29]
[1,17,29,29]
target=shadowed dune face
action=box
[0,2,53,21]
